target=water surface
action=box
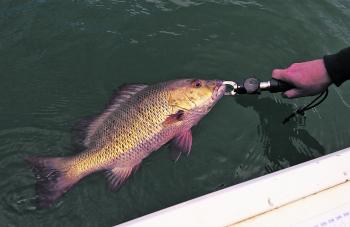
[1,0,350,226]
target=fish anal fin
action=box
[170,129,192,161]
[77,84,148,148]
[105,164,140,190]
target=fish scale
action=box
[73,86,172,171]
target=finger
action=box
[272,69,286,80]
[272,68,294,85]
[282,89,303,99]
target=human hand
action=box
[272,59,332,98]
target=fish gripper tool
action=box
[224,77,329,125]
[223,77,294,96]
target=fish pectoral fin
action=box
[170,129,193,162]
[105,164,140,190]
[163,110,185,126]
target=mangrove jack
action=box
[26,79,226,207]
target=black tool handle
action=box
[269,79,294,93]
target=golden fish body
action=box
[26,79,225,207]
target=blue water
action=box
[1,0,350,226]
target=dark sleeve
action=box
[323,47,350,86]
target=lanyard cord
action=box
[282,89,329,124]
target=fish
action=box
[25,79,226,208]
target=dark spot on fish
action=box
[176,110,184,120]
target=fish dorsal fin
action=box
[170,129,193,162]
[106,84,148,109]
[105,164,140,190]
[83,84,148,147]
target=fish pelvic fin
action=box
[105,164,141,191]
[170,129,193,162]
[25,156,77,208]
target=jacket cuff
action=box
[323,47,350,87]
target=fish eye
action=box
[192,80,202,88]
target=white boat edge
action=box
[116,147,350,227]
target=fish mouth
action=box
[212,80,225,101]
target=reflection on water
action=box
[235,95,325,173]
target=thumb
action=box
[282,88,303,99]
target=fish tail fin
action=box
[25,156,77,208]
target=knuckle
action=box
[289,63,299,71]
[285,68,293,76]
